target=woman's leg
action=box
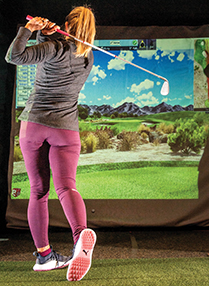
[19,121,50,249]
[47,128,87,244]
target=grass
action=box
[76,166,198,199]
[1,258,209,285]
[12,110,202,200]
[78,111,198,133]
[12,161,199,200]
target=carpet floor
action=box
[1,227,209,262]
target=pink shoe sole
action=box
[66,228,96,281]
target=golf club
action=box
[26,15,169,95]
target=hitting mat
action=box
[1,258,209,285]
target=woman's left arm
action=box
[5,17,59,65]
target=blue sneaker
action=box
[66,228,97,281]
[33,247,71,271]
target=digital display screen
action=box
[12,37,209,201]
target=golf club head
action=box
[161,80,169,95]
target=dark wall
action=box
[0,0,209,233]
[1,0,209,28]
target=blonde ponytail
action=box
[65,6,96,57]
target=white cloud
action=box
[177,53,185,62]
[87,65,107,85]
[92,76,99,85]
[161,51,176,63]
[161,51,168,57]
[168,98,177,102]
[136,91,159,107]
[130,79,154,95]
[162,98,168,103]
[107,51,134,70]
[185,94,192,99]
[168,51,175,63]
[103,95,111,100]
[78,93,86,103]
[158,50,186,63]
[137,39,193,64]
[112,96,135,108]
[157,39,193,60]
[137,50,156,59]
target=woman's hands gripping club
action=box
[25,16,60,35]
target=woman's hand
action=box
[25,17,49,33]
[41,21,60,35]
[25,17,60,34]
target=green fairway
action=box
[12,161,199,199]
[76,166,198,199]
[1,258,209,285]
[80,110,198,133]
[12,110,203,200]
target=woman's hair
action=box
[65,6,96,57]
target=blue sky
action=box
[78,38,194,108]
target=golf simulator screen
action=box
[13,36,206,199]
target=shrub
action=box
[167,119,206,154]
[140,132,149,140]
[117,131,140,151]
[16,109,23,123]
[193,111,209,127]
[111,126,120,136]
[95,129,112,149]
[80,137,87,154]
[14,145,23,162]
[157,122,174,134]
[173,118,184,130]
[80,130,91,139]
[84,133,98,153]
[153,138,160,146]
[138,124,150,135]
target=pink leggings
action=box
[19,121,86,248]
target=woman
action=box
[6,6,96,282]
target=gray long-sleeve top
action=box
[5,27,94,131]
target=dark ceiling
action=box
[1,0,209,36]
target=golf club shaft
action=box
[26,15,168,83]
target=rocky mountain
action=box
[79,102,193,116]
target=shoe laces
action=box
[33,246,72,263]
[51,250,62,262]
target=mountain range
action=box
[79,102,193,116]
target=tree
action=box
[78,105,88,120]
[93,111,101,119]
[113,111,119,118]
[167,119,206,154]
